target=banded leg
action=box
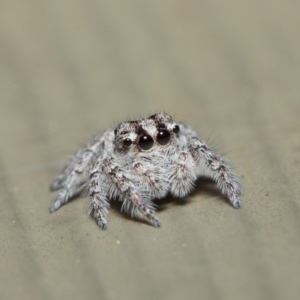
[49,150,95,212]
[88,159,110,230]
[132,160,169,199]
[50,149,86,191]
[169,151,197,198]
[49,130,115,212]
[97,157,160,228]
[189,137,241,208]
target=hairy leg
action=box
[169,151,197,198]
[132,159,169,199]
[49,130,115,212]
[189,137,241,208]
[50,149,86,192]
[94,157,161,228]
[88,159,110,230]
[49,149,95,212]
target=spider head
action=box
[114,113,180,154]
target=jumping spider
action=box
[50,113,241,229]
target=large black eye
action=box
[123,138,132,147]
[138,135,154,150]
[157,130,170,145]
[173,125,180,133]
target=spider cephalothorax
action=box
[50,113,241,230]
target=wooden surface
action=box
[0,1,299,300]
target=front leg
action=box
[189,137,241,208]
[101,157,161,228]
[169,152,197,198]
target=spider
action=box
[50,113,241,229]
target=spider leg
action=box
[50,130,112,191]
[96,157,161,228]
[132,160,169,199]
[189,137,241,208]
[50,148,86,191]
[49,130,114,213]
[88,159,110,230]
[169,152,197,198]
[49,149,95,212]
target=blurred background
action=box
[0,1,299,300]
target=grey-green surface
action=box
[0,1,299,299]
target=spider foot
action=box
[230,192,241,209]
[92,206,109,230]
[49,190,68,213]
[97,220,108,230]
[49,199,62,213]
[232,198,241,209]
[151,218,161,228]
[146,212,161,228]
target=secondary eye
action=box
[123,138,132,147]
[173,125,180,133]
[138,135,154,150]
[157,130,170,145]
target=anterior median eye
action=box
[123,138,132,147]
[157,130,170,145]
[138,135,154,150]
